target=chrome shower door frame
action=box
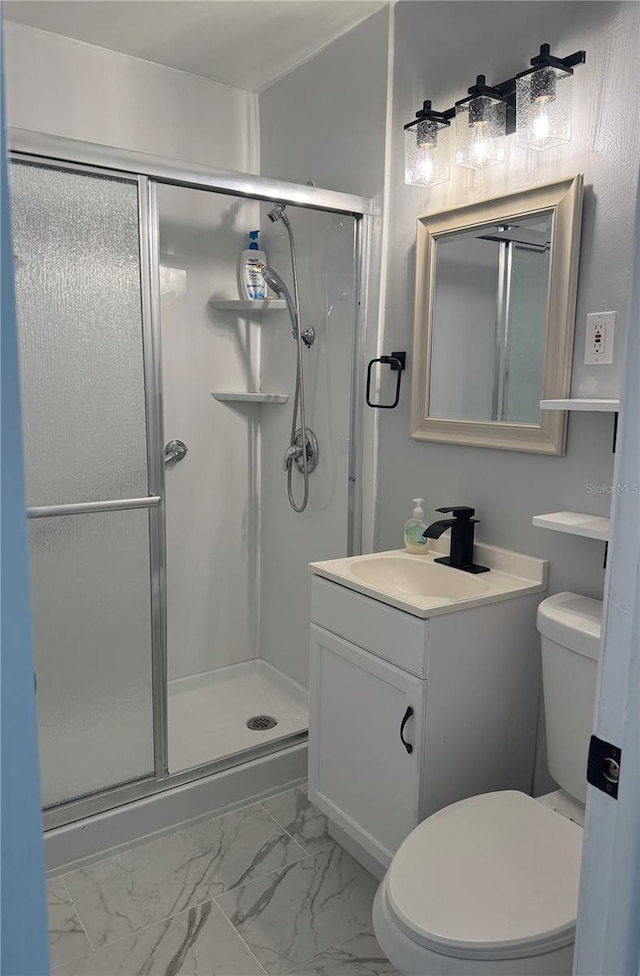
[14,154,169,811]
[140,177,170,781]
[10,130,374,831]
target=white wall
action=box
[376,1,640,601]
[259,7,389,198]
[3,20,258,172]
[158,186,261,680]
[258,208,356,687]
[258,8,390,685]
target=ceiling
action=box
[3,0,387,92]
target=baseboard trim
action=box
[328,820,386,881]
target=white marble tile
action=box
[216,846,378,976]
[287,931,399,976]
[54,900,265,975]
[261,788,332,854]
[64,804,306,949]
[47,877,92,968]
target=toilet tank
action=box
[537,593,602,805]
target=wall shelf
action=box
[540,398,620,412]
[211,392,289,404]
[208,299,286,311]
[532,511,610,541]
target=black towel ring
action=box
[366,351,406,409]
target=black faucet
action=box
[423,506,489,574]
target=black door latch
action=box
[587,734,621,799]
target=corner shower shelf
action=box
[532,512,610,541]
[208,299,286,311]
[540,398,620,412]
[211,392,289,404]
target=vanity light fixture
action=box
[516,44,579,151]
[404,100,452,187]
[455,76,507,170]
[404,44,585,186]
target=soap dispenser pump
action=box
[404,498,430,555]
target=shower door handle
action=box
[164,439,188,464]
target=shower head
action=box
[254,261,286,297]
[267,203,287,224]
[254,261,299,339]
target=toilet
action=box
[373,592,602,976]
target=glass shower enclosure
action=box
[11,161,162,808]
[9,135,371,829]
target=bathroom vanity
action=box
[308,542,547,877]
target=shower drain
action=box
[246,715,278,731]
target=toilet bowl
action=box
[372,593,602,976]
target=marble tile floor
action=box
[47,787,398,976]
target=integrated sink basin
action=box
[310,544,547,618]
[351,555,489,600]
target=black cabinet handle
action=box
[400,706,414,754]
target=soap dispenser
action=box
[239,230,268,300]
[404,498,430,555]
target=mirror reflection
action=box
[428,213,552,425]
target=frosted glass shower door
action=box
[10,160,158,808]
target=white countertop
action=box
[309,540,547,619]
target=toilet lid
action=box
[386,791,583,961]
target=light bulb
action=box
[455,94,506,170]
[404,118,450,186]
[469,98,489,169]
[516,64,573,152]
[532,107,551,147]
[471,138,488,167]
[531,103,551,149]
[417,147,434,184]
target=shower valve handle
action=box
[164,439,188,465]
[283,444,302,470]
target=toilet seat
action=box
[386,791,583,961]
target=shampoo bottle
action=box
[239,230,267,300]
[404,498,430,555]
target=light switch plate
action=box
[585,311,616,365]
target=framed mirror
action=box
[411,175,583,454]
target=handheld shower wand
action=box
[253,262,299,340]
[255,217,315,514]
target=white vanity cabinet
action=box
[309,625,427,862]
[308,565,545,877]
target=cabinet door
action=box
[308,625,426,869]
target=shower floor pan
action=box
[168,659,308,773]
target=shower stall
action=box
[9,130,372,859]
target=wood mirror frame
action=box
[411,175,584,454]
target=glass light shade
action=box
[404,119,450,187]
[455,95,506,169]
[516,65,572,150]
